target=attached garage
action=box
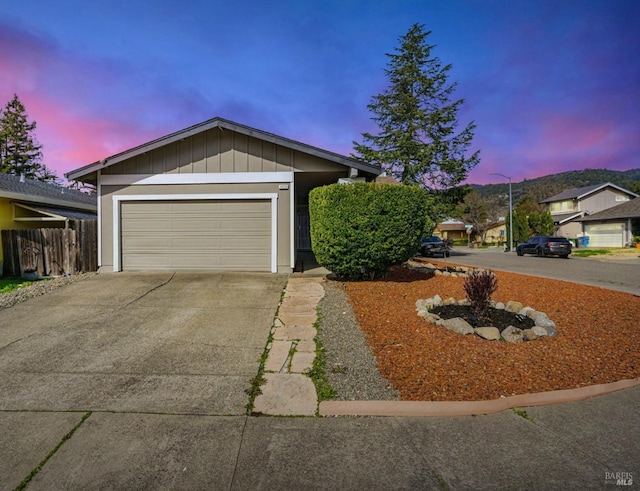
[584,223,624,248]
[65,117,381,273]
[120,198,273,271]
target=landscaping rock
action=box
[474,327,500,340]
[519,306,535,317]
[505,301,524,313]
[417,293,557,342]
[533,312,556,329]
[502,325,524,343]
[532,325,548,337]
[442,317,474,335]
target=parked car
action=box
[516,236,572,258]
[421,236,450,257]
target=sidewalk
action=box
[3,385,638,489]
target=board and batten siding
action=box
[100,129,298,175]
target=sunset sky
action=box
[1,0,639,184]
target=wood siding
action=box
[101,129,298,175]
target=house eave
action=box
[0,191,97,212]
[66,117,381,181]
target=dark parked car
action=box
[421,236,450,257]
[516,236,572,258]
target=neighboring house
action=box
[577,197,640,247]
[0,173,97,274]
[434,220,467,241]
[435,219,505,244]
[484,221,506,244]
[539,183,638,240]
[66,117,381,273]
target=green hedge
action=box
[309,182,430,279]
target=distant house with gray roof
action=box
[578,197,640,247]
[540,183,638,245]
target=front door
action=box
[297,205,312,251]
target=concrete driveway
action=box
[0,272,287,415]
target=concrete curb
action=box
[319,377,640,417]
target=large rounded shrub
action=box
[309,182,430,279]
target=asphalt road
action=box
[433,246,640,296]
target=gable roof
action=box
[66,117,381,182]
[579,197,640,222]
[540,182,638,203]
[0,173,96,211]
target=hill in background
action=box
[470,168,640,204]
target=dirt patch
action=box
[343,265,640,401]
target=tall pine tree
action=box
[0,94,59,183]
[353,23,479,190]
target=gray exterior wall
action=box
[579,189,631,214]
[556,221,582,239]
[100,128,347,176]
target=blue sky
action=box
[1,0,639,184]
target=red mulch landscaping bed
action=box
[344,262,640,401]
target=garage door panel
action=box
[120,199,272,271]
[585,223,623,248]
[122,253,271,270]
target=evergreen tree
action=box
[506,210,530,246]
[353,23,479,190]
[0,94,58,182]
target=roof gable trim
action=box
[67,117,380,181]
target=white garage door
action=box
[121,200,271,271]
[584,223,624,248]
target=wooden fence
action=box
[1,219,97,277]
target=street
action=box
[433,246,640,296]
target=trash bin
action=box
[583,236,590,247]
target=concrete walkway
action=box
[253,276,325,416]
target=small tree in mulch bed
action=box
[463,269,498,320]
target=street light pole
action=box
[490,173,513,252]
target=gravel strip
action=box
[0,273,95,311]
[317,279,399,401]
